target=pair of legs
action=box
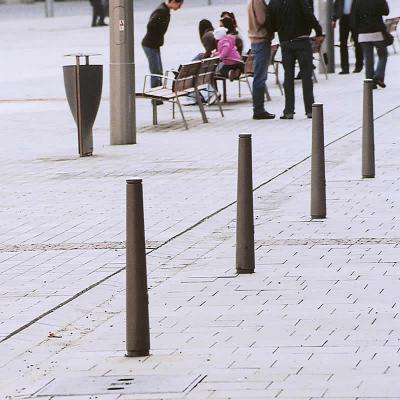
[218,63,244,80]
[339,15,363,73]
[142,46,163,88]
[360,41,388,83]
[251,41,271,115]
[281,38,314,116]
[90,0,106,26]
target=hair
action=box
[198,19,214,39]
[168,0,184,3]
[220,11,238,28]
[220,16,237,35]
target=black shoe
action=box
[353,67,363,73]
[280,113,294,120]
[152,99,163,106]
[306,112,312,119]
[338,70,349,75]
[97,21,108,26]
[373,78,386,88]
[253,111,275,120]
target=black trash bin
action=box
[63,54,103,157]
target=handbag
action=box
[382,29,394,47]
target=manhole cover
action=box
[37,374,204,396]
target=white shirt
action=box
[343,0,353,15]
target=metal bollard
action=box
[362,79,375,178]
[126,179,150,357]
[311,104,327,219]
[236,134,255,274]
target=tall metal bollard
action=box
[126,179,150,357]
[362,79,375,178]
[236,134,255,274]
[311,104,327,219]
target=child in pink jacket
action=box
[213,27,243,81]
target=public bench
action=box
[138,57,222,130]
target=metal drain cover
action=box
[37,374,204,396]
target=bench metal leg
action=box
[151,99,158,125]
[172,101,175,119]
[265,84,271,102]
[195,89,208,124]
[222,80,227,103]
[245,75,252,95]
[238,79,241,98]
[175,96,188,130]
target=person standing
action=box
[332,0,363,74]
[352,0,389,88]
[269,0,323,119]
[89,0,107,27]
[142,0,184,89]
[247,0,275,120]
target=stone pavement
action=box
[1,1,400,399]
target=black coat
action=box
[352,0,389,34]
[269,0,322,42]
[332,0,353,21]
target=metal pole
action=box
[362,79,375,178]
[110,0,136,145]
[236,134,255,274]
[45,0,54,17]
[319,0,335,73]
[126,179,150,357]
[311,103,327,219]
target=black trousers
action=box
[281,38,314,115]
[339,15,363,71]
[90,0,105,26]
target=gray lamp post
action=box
[110,0,136,145]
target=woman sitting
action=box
[213,27,243,81]
[196,19,217,60]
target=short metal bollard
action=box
[362,79,375,178]
[236,134,255,274]
[126,179,150,357]
[311,103,327,219]
[63,53,103,157]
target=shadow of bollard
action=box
[126,179,150,357]
[362,79,375,179]
[311,103,327,219]
[236,134,255,274]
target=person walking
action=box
[142,0,184,89]
[89,0,107,27]
[332,0,363,74]
[247,0,275,120]
[352,0,389,88]
[269,0,323,119]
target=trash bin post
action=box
[63,53,103,157]
[126,179,150,357]
[362,79,375,179]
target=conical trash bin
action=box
[63,54,103,157]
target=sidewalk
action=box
[1,2,400,399]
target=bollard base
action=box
[126,350,149,357]
[362,175,375,179]
[311,215,326,220]
[236,269,255,274]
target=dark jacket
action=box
[332,0,353,21]
[142,3,171,49]
[268,0,323,43]
[352,0,389,34]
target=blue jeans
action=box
[251,41,271,114]
[360,41,388,82]
[142,46,163,88]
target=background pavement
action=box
[1,1,400,399]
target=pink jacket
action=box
[215,35,241,65]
